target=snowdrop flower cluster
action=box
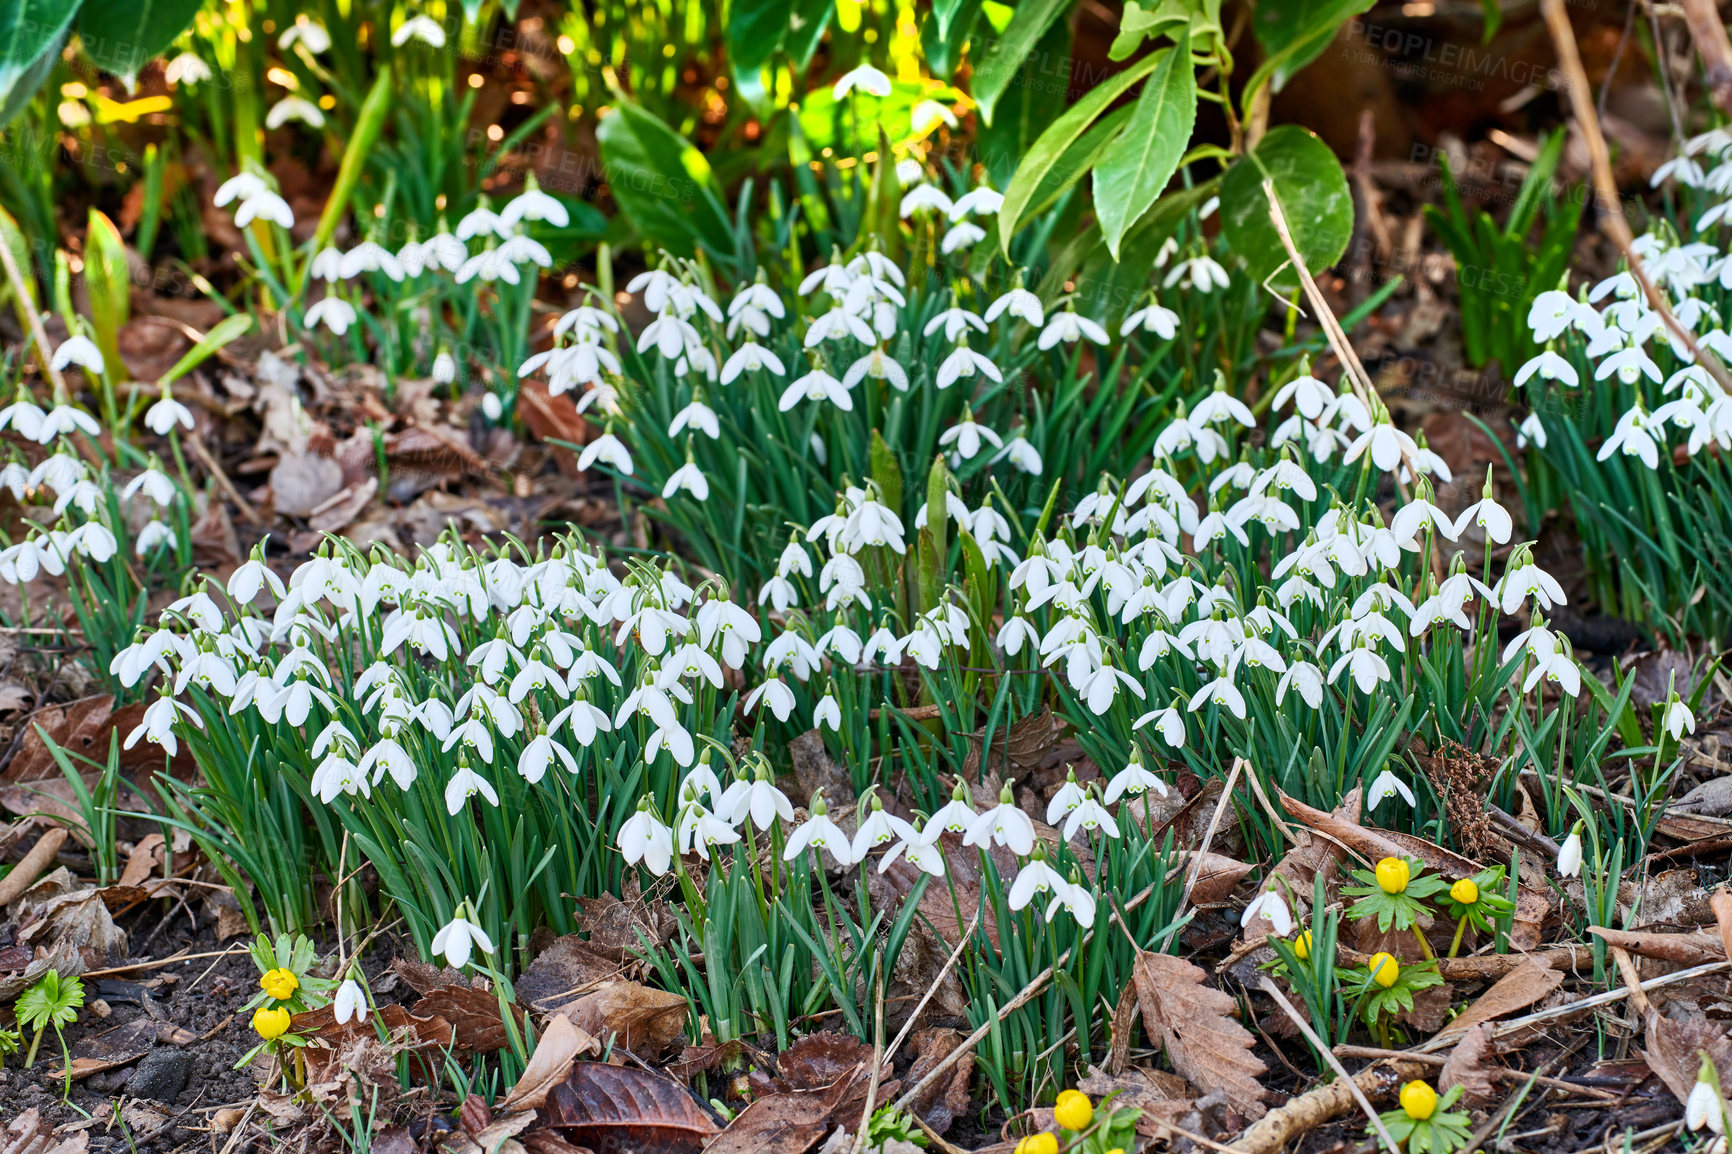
[1520,140,1732,463]
[0,344,182,580]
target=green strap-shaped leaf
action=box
[159,313,253,387]
[596,99,736,262]
[997,48,1164,254]
[728,0,793,75]
[0,0,78,127]
[968,0,1071,128]
[1218,124,1352,294]
[1092,28,1195,260]
[76,0,201,88]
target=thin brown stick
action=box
[1180,756,1244,916]
[1680,0,1732,114]
[882,905,979,1067]
[185,435,264,525]
[1541,0,1732,395]
[0,234,67,403]
[1258,976,1400,1154]
[0,827,68,907]
[80,946,239,979]
[1331,1045,1619,1100]
[850,975,887,1154]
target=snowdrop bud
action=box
[1556,822,1583,877]
[481,392,504,421]
[432,350,457,384]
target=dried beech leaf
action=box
[1130,951,1267,1119]
[500,1014,600,1112]
[418,984,524,1053]
[566,979,687,1058]
[1439,1023,1498,1106]
[1644,1009,1732,1108]
[544,1062,719,1152]
[1438,959,1562,1042]
[903,1028,973,1135]
[776,1031,875,1090]
[50,1017,156,1080]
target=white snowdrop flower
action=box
[911,100,958,136]
[455,246,521,284]
[304,297,358,336]
[444,761,500,814]
[1163,254,1230,292]
[1522,647,1581,697]
[501,180,568,229]
[278,16,332,53]
[214,172,266,207]
[936,343,1001,390]
[986,285,1044,329]
[432,351,457,384]
[899,184,954,219]
[134,521,175,556]
[843,347,909,392]
[619,800,675,875]
[431,905,494,969]
[576,432,633,475]
[779,365,852,412]
[310,246,343,282]
[850,791,917,860]
[744,677,796,722]
[990,435,1043,475]
[940,222,985,253]
[1664,697,1696,741]
[1276,660,1325,709]
[1595,345,1662,386]
[123,467,177,507]
[266,96,325,129]
[783,791,857,866]
[480,392,504,421]
[164,53,212,85]
[1038,309,1110,349]
[1008,852,1067,913]
[0,395,45,440]
[1688,1068,1726,1133]
[1121,298,1179,340]
[1653,155,1706,188]
[1367,769,1415,810]
[1190,382,1255,428]
[499,233,552,268]
[1514,349,1578,389]
[832,62,892,99]
[662,458,710,501]
[334,978,368,1025]
[144,394,195,435]
[36,404,101,442]
[1516,411,1547,449]
[50,336,104,375]
[1344,415,1418,473]
[880,822,946,878]
[340,241,406,281]
[721,342,786,383]
[1241,888,1292,936]
[233,189,295,228]
[456,203,510,241]
[938,409,1001,461]
[1596,405,1662,469]
[963,783,1036,856]
[1103,747,1169,803]
[895,157,925,185]
[1556,823,1583,877]
[950,186,1003,220]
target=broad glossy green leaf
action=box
[923,0,984,78]
[1093,29,1195,259]
[76,0,201,87]
[785,0,834,69]
[1247,0,1374,93]
[1219,124,1351,293]
[968,0,1070,127]
[596,99,736,261]
[0,0,77,126]
[997,49,1164,254]
[729,0,792,74]
[973,12,1070,190]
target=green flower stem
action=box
[1448,914,1469,960]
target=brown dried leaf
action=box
[961,707,1061,778]
[49,1017,156,1080]
[1644,1009,1732,1108]
[544,1062,719,1152]
[776,1031,875,1090]
[1439,958,1563,1042]
[516,934,623,1013]
[270,451,344,517]
[1077,1064,1192,1126]
[500,1014,601,1112]
[565,979,686,1058]
[1129,951,1267,1119]
[1438,1023,1498,1106]
[418,984,525,1053]
[1172,850,1255,907]
[19,888,128,966]
[903,1028,974,1135]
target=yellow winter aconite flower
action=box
[1013,1135,1058,1154]
[1294,929,1312,959]
[1375,856,1410,894]
[1400,1080,1438,1120]
[1450,878,1479,904]
[260,967,299,1001]
[1368,951,1399,988]
[1054,1089,1093,1131]
[252,1005,291,1040]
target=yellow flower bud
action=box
[260,967,299,1001]
[1054,1089,1093,1131]
[252,1005,291,1040]
[1014,1135,1058,1154]
[1400,1080,1438,1121]
[1294,930,1312,960]
[1375,857,1410,894]
[1368,951,1399,988]
[1450,878,1479,905]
